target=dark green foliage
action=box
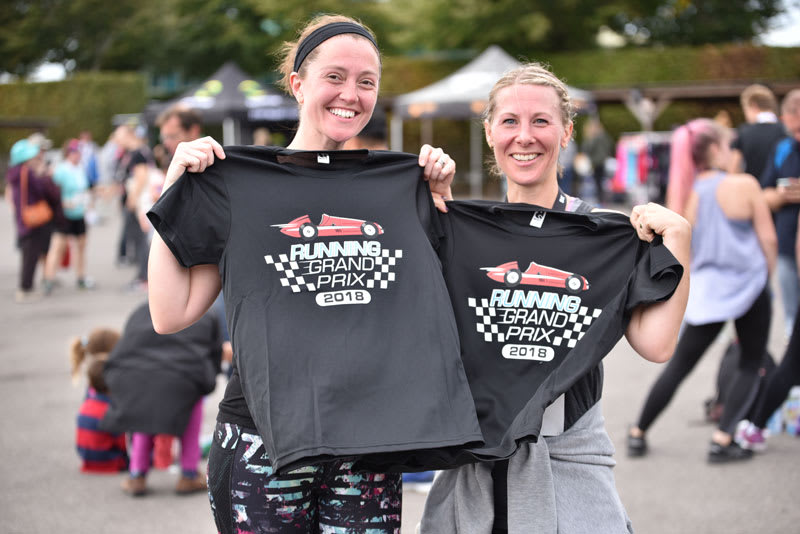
[606,0,784,47]
[2,0,796,78]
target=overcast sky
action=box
[760,2,800,46]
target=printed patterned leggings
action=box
[206,422,402,534]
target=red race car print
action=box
[272,214,383,241]
[482,261,590,293]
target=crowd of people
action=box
[6,132,101,302]
[3,105,211,300]
[629,84,800,464]
[4,12,800,534]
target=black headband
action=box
[293,22,378,73]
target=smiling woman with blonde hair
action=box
[420,62,691,534]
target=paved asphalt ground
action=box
[1,197,798,534]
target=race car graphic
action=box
[272,214,383,241]
[482,261,590,293]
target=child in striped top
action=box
[71,329,129,473]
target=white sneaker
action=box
[15,289,42,304]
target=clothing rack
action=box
[612,131,673,204]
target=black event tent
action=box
[143,61,298,144]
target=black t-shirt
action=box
[731,122,785,177]
[434,200,682,465]
[148,147,483,472]
[118,148,151,205]
[217,360,253,429]
[124,149,149,178]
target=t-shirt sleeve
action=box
[146,167,230,268]
[625,235,684,311]
[730,125,743,151]
[759,145,779,188]
[129,150,148,169]
[415,175,443,248]
[433,209,454,269]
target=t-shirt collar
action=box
[756,111,778,124]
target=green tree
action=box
[0,0,402,79]
[159,0,403,78]
[0,1,61,75]
[1,0,795,78]
[0,0,171,74]
[603,0,789,46]
[378,0,794,53]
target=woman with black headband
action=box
[146,14,461,534]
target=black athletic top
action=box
[731,121,785,177]
[148,147,483,473]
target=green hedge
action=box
[0,72,146,164]
[383,44,800,95]
[544,45,800,88]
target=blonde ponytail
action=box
[69,336,87,384]
[69,329,121,386]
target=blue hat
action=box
[10,139,40,166]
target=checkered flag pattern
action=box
[366,249,403,289]
[467,298,505,343]
[264,254,317,293]
[553,306,602,348]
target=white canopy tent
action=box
[391,46,593,197]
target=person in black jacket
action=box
[101,301,226,496]
[729,84,785,177]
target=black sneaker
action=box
[627,428,648,457]
[708,441,753,464]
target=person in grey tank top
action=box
[628,118,777,463]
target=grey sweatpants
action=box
[419,402,633,534]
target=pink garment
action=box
[612,139,627,193]
[129,399,204,474]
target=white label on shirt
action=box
[529,211,546,228]
[317,153,330,164]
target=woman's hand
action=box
[625,202,691,363]
[630,202,691,243]
[418,144,455,213]
[163,136,226,193]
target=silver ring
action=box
[438,158,447,167]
